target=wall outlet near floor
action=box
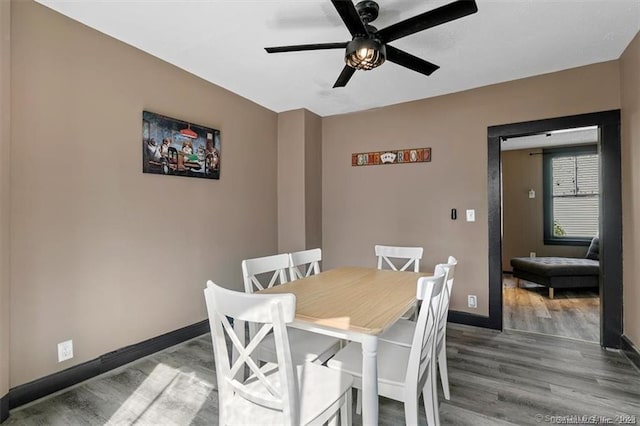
[467,295,477,309]
[58,340,73,362]
[530,252,536,258]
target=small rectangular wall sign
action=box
[351,147,431,167]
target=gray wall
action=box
[0,0,11,404]
[277,109,323,253]
[322,61,621,317]
[10,0,278,386]
[621,32,640,348]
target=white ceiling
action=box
[35,0,639,117]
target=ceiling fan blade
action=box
[331,0,368,37]
[265,42,348,53]
[333,65,356,88]
[377,0,478,43]
[386,45,440,76]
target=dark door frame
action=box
[487,110,622,348]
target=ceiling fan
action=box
[265,0,478,88]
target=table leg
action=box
[361,334,378,426]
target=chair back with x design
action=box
[289,248,322,280]
[205,281,300,425]
[375,245,423,272]
[407,271,446,426]
[242,253,290,293]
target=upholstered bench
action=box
[509,236,600,299]
[510,257,599,298]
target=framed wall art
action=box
[142,111,221,179]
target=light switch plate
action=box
[466,209,475,222]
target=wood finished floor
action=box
[7,324,640,426]
[503,275,600,342]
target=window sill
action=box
[543,238,591,246]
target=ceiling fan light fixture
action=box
[345,38,386,70]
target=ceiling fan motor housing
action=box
[356,0,380,23]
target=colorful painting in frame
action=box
[142,111,221,179]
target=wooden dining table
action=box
[258,266,427,426]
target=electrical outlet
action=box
[467,295,477,309]
[530,252,536,258]
[58,340,73,362]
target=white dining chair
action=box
[379,256,458,400]
[242,253,290,292]
[327,272,447,426]
[375,244,423,272]
[242,253,342,364]
[289,248,322,280]
[204,281,353,426]
[375,244,424,319]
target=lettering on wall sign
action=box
[352,147,431,167]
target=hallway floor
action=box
[503,275,600,342]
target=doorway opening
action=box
[487,110,622,348]
[501,127,600,342]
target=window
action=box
[543,145,599,245]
